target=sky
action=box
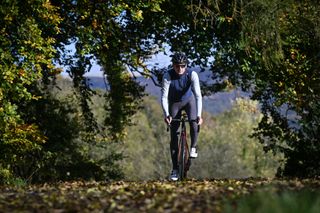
[61,43,172,77]
[87,51,172,77]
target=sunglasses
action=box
[174,64,186,68]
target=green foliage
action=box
[224,189,320,213]
[0,0,61,183]
[193,0,320,177]
[0,167,12,185]
[0,76,124,183]
[103,68,145,141]
[50,0,166,140]
[122,96,171,180]
[191,98,282,179]
[1,0,318,182]
[121,96,280,180]
[27,77,124,182]
[234,0,320,177]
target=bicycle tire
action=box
[178,136,185,180]
[171,113,196,181]
[184,139,191,178]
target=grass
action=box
[224,188,320,213]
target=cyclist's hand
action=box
[164,116,172,125]
[197,116,203,125]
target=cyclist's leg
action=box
[169,102,182,170]
[185,96,198,148]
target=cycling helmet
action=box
[171,52,188,65]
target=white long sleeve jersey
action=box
[161,69,202,118]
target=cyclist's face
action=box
[173,63,187,75]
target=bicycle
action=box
[168,113,199,181]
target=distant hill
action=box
[84,75,301,128]
[63,73,248,115]
[85,75,249,115]
[136,77,248,115]
[85,76,108,90]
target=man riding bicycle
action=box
[161,52,203,181]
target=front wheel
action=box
[178,137,186,180]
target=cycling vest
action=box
[168,69,193,102]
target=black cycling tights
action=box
[169,96,198,170]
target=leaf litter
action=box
[0,178,320,212]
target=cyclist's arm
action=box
[161,72,171,118]
[191,71,202,118]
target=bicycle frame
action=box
[169,114,196,180]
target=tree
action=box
[1,0,318,181]
[196,0,320,177]
[50,0,165,141]
[0,0,61,181]
[143,0,319,177]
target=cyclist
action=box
[161,52,203,181]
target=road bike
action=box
[169,113,199,181]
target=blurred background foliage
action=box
[123,92,282,180]
[2,75,281,183]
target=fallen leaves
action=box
[0,178,319,212]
